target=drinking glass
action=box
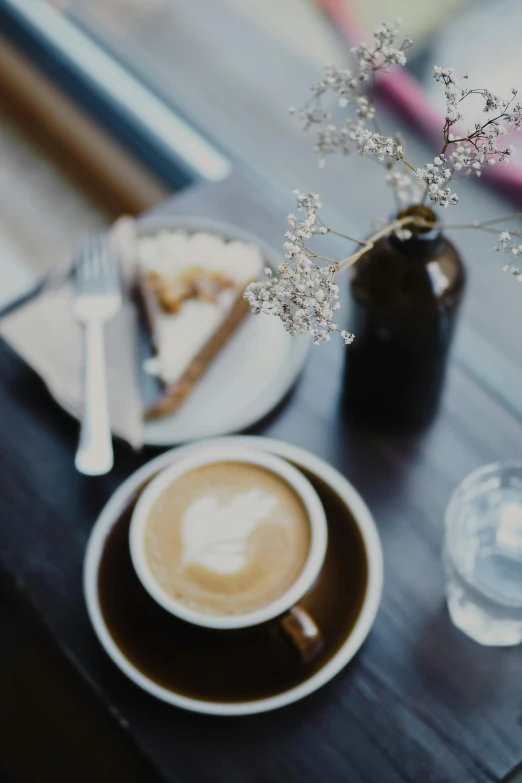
[444,461,522,646]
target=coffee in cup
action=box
[130,447,327,639]
[143,460,311,617]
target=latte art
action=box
[181,490,279,575]
[144,462,311,616]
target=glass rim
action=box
[445,459,522,528]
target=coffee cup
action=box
[129,446,328,658]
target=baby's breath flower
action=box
[433,65,520,188]
[244,260,341,344]
[384,166,423,207]
[341,330,355,345]
[495,230,522,280]
[355,96,375,120]
[290,21,409,176]
[351,19,411,79]
[351,128,404,162]
[245,193,345,344]
[500,260,522,280]
[433,66,464,126]
[415,158,458,208]
[270,22,522,350]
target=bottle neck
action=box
[391,205,442,260]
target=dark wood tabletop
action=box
[1,170,522,783]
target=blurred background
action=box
[2,0,522,413]
[1,0,513,299]
[2,2,522,780]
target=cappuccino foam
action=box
[144,462,311,616]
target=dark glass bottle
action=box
[342,206,466,432]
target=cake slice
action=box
[135,230,263,418]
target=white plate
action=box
[55,216,309,447]
[84,436,383,716]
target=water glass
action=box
[444,461,522,646]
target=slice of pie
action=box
[135,230,263,418]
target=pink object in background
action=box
[314,0,522,204]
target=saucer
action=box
[84,437,383,715]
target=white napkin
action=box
[0,218,144,450]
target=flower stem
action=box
[444,213,522,229]
[337,215,420,271]
[401,159,417,173]
[308,252,341,263]
[326,228,368,246]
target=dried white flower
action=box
[384,166,423,207]
[414,158,458,208]
[433,65,520,188]
[433,66,464,126]
[244,261,341,344]
[351,20,411,80]
[266,22,522,351]
[495,230,522,279]
[245,193,344,344]
[292,24,521,214]
[291,20,410,176]
[501,262,522,279]
[341,330,355,345]
[351,128,405,162]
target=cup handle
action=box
[280,605,323,661]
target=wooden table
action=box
[1,170,521,783]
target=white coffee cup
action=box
[129,446,328,635]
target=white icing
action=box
[138,230,264,384]
[137,231,263,286]
[144,290,236,384]
[181,489,278,574]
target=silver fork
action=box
[73,234,121,475]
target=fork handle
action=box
[75,321,113,475]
